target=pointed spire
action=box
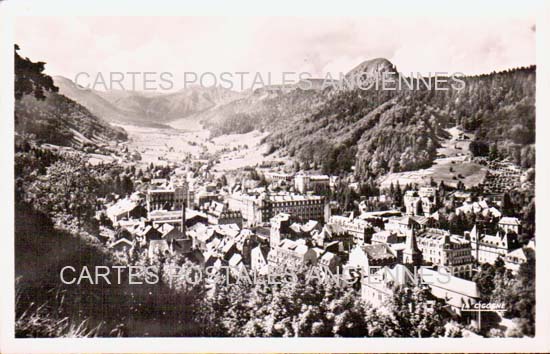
[405,228,421,255]
[403,228,422,265]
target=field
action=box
[116,117,278,171]
[380,127,487,189]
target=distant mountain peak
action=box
[341,58,397,90]
[346,58,396,79]
[346,58,397,76]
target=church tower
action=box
[270,213,290,250]
[403,228,422,266]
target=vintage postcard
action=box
[1,0,549,352]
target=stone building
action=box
[403,187,437,216]
[417,228,474,278]
[227,192,329,225]
[294,173,330,194]
[146,185,187,212]
[466,225,520,265]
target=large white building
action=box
[294,173,330,194]
[466,225,520,265]
[417,228,474,278]
[403,187,437,216]
[146,184,187,212]
[227,192,329,225]
[498,217,521,234]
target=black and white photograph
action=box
[2,0,549,352]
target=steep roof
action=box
[320,251,337,262]
[228,253,242,267]
[420,268,479,299]
[506,247,527,260]
[363,244,396,260]
[499,217,521,226]
[110,237,133,248]
[106,198,138,217]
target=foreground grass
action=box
[15,278,123,337]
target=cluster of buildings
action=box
[100,168,534,330]
[455,199,502,218]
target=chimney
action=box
[181,200,186,235]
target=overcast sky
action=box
[14,15,536,90]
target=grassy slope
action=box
[15,202,201,337]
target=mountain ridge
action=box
[54,76,244,127]
[51,56,535,181]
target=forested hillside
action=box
[14,45,127,147]
[199,88,328,137]
[201,63,535,179]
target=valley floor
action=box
[117,117,279,172]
